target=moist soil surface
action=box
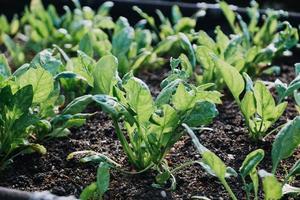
[0,54,299,200]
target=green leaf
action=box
[97,162,110,197]
[240,149,264,178]
[195,46,215,84]
[156,79,181,106]
[178,33,196,68]
[148,104,179,148]
[215,26,230,53]
[17,67,54,104]
[202,150,227,180]
[0,54,11,78]
[92,95,125,119]
[272,117,300,173]
[183,101,218,127]
[29,144,47,155]
[259,170,282,199]
[29,49,62,75]
[240,91,256,121]
[219,1,239,34]
[54,71,89,83]
[174,17,196,33]
[79,33,94,57]
[93,55,119,95]
[133,6,156,29]
[123,77,154,124]
[155,171,171,185]
[172,82,195,111]
[172,5,182,24]
[97,1,114,16]
[197,31,217,52]
[62,95,93,115]
[214,57,244,103]
[253,81,276,118]
[2,34,24,66]
[80,182,97,200]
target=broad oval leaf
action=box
[18,67,54,104]
[214,57,244,103]
[93,55,119,95]
[272,116,300,172]
[183,101,218,127]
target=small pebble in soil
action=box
[160,190,167,198]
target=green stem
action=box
[221,179,237,200]
[262,123,285,141]
[170,160,202,174]
[241,177,250,200]
[112,119,136,167]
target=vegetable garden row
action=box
[0,0,299,199]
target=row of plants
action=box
[0,0,299,199]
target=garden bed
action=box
[0,58,299,199]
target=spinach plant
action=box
[1,0,115,67]
[220,1,298,71]
[0,85,46,170]
[275,63,300,113]
[215,58,287,140]
[97,73,219,171]
[68,75,220,177]
[184,116,300,200]
[0,51,101,169]
[195,1,298,88]
[80,162,110,200]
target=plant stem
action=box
[170,160,202,174]
[221,179,237,200]
[262,123,285,141]
[241,177,250,200]
[112,119,136,167]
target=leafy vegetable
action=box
[184,124,300,200]
[275,63,300,111]
[0,85,42,169]
[214,58,287,139]
[80,162,110,200]
[195,2,298,88]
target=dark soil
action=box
[0,56,299,200]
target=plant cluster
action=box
[0,0,299,199]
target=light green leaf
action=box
[18,67,54,104]
[80,182,97,200]
[214,57,244,103]
[259,170,282,200]
[0,54,11,78]
[79,33,94,57]
[123,77,154,124]
[93,55,118,95]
